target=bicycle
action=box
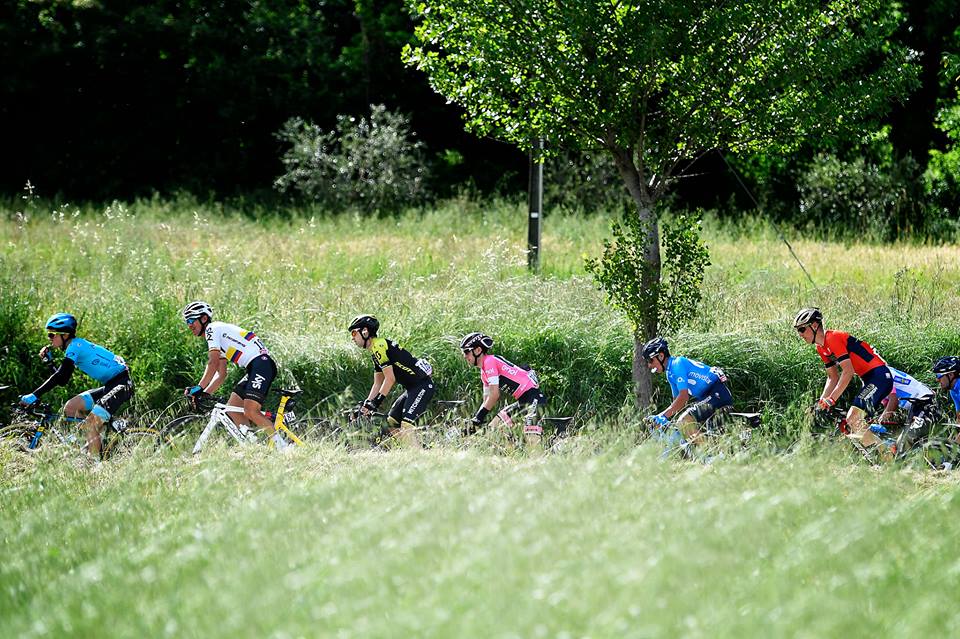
[0,393,170,459]
[160,388,305,454]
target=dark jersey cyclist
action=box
[641,336,733,447]
[349,315,435,447]
[794,307,894,449]
[459,332,546,448]
[19,313,133,458]
[181,301,285,447]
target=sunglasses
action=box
[47,332,59,340]
[186,318,198,325]
[796,325,809,334]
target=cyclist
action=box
[794,308,893,449]
[933,356,960,425]
[882,366,940,453]
[641,336,733,448]
[459,332,546,448]
[181,301,285,447]
[19,313,133,458]
[349,315,435,448]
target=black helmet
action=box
[348,315,379,336]
[641,336,669,360]
[932,356,960,377]
[793,307,823,328]
[460,332,494,351]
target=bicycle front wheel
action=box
[0,424,38,452]
[102,427,173,459]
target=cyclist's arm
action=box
[825,359,856,404]
[31,358,76,397]
[375,366,396,398]
[820,364,840,401]
[366,372,384,401]
[661,388,690,419]
[198,350,226,393]
[481,384,500,411]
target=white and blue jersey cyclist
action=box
[933,356,960,423]
[20,314,133,423]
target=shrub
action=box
[274,105,430,213]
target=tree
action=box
[403,0,919,407]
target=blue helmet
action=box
[45,313,78,334]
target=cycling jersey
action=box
[479,354,539,399]
[370,337,432,389]
[665,356,724,401]
[64,338,128,383]
[816,330,886,377]
[889,367,934,408]
[205,321,268,368]
[950,378,960,413]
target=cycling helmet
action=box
[348,315,379,336]
[182,301,214,323]
[641,336,669,360]
[793,307,823,328]
[460,332,494,351]
[45,313,78,334]
[932,356,960,377]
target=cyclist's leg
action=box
[84,374,134,457]
[847,369,894,449]
[398,379,435,448]
[239,356,278,435]
[678,383,732,446]
[517,389,546,448]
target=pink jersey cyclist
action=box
[459,332,546,448]
[479,353,539,399]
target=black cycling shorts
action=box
[682,380,733,424]
[82,370,134,419]
[387,378,435,425]
[232,355,277,404]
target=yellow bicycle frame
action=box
[267,394,305,448]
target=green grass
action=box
[3,196,960,637]
[2,445,959,638]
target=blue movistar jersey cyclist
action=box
[665,356,724,401]
[64,338,128,383]
[889,367,934,408]
[949,378,960,414]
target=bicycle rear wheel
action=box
[102,427,172,459]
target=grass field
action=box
[3,196,960,637]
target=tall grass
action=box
[3,196,960,425]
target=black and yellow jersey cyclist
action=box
[349,315,435,447]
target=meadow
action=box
[2,196,960,637]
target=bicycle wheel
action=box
[158,414,207,454]
[0,424,38,451]
[102,427,171,459]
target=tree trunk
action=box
[610,146,661,410]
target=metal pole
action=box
[527,138,544,272]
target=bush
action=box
[797,153,928,239]
[275,105,430,213]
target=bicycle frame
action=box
[191,394,304,454]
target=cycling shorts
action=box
[681,380,733,424]
[81,370,134,420]
[387,378,435,425]
[851,365,893,414]
[232,354,277,404]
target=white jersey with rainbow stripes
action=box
[204,321,268,368]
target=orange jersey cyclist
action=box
[641,336,733,448]
[794,307,894,448]
[181,301,285,447]
[459,332,546,448]
[349,315,435,448]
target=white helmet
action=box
[182,301,214,323]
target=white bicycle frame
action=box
[191,402,258,455]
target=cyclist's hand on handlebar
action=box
[647,414,669,428]
[19,393,38,407]
[815,397,835,412]
[184,385,204,397]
